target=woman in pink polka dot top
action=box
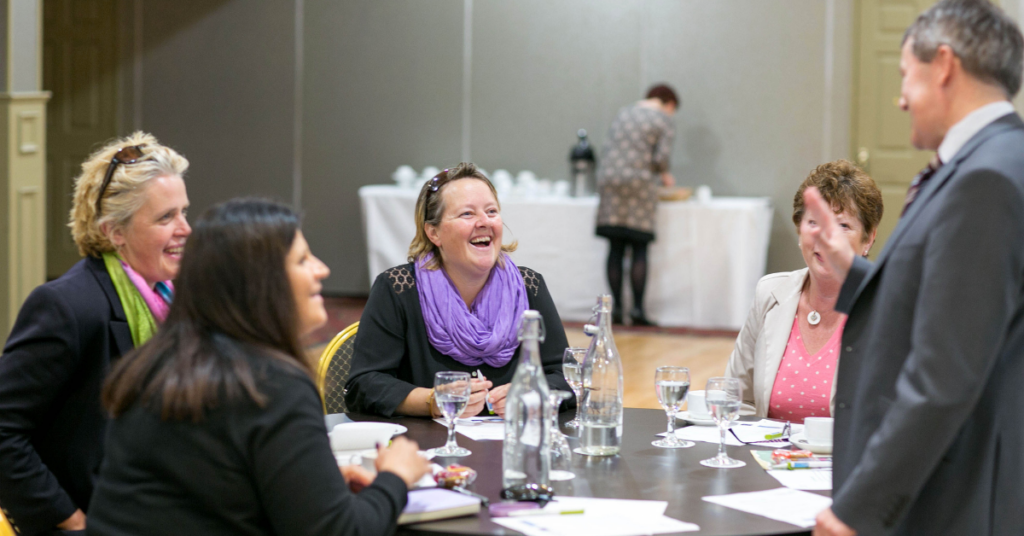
[725,160,883,424]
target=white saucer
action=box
[790,432,832,454]
[676,411,716,426]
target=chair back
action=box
[317,322,358,414]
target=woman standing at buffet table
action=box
[0,133,190,535]
[726,160,882,422]
[88,199,429,536]
[345,163,571,418]
[595,84,678,326]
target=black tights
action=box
[606,238,649,316]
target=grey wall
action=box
[127,0,856,294]
[304,0,854,292]
[136,0,297,218]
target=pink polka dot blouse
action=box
[767,316,845,424]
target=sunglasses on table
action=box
[95,145,146,216]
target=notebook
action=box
[397,488,483,525]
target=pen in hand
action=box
[476,369,495,415]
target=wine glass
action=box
[427,371,472,458]
[547,391,575,480]
[562,347,587,429]
[700,377,745,468]
[652,366,693,448]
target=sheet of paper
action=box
[670,425,744,446]
[767,469,832,491]
[703,488,832,528]
[433,418,505,441]
[492,498,697,536]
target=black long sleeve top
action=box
[85,351,408,536]
[345,264,572,417]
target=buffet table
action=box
[359,186,773,330]
[331,408,822,536]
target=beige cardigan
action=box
[725,268,839,418]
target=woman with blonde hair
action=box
[726,160,883,422]
[0,132,190,534]
[345,163,571,418]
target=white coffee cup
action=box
[803,417,834,446]
[687,390,709,418]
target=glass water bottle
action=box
[502,310,552,487]
[578,295,624,456]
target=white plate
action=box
[329,422,408,451]
[676,411,716,426]
[790,432,832,454]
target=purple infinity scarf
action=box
[415,253,529,367]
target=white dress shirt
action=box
[937,100,1015,163]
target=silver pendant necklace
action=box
[807,310,821,325]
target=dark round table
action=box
[333,408,826,536]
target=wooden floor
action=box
[310,324,735,411]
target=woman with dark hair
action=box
[345,163,571,419]
[595,83,679,325]
[86,199,429,536]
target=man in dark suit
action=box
[807,1,1024,535]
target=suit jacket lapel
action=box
[760,269,806,408]
[852,114,1023,301]
[85,255,135,355]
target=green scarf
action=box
[103,251,158,347]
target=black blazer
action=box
[831,113,1024,535]
[0,256,133,536]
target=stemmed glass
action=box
[548,390,575,480]
[427,371,472,458]
[562,348,587,429]
[652,366,694,448]
[700,377,745,468]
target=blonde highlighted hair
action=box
[407,162,516,270]
[70,132,189,257]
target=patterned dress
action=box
[595,104,675,242]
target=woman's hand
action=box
[459,377,493,418]
[661,172,675,188]
[57,509,86,531]
[376,437,430,488]
[487,384,512,418]
[339,464,376,493]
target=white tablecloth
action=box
[359,185,773,330]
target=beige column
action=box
[0,0,49,339]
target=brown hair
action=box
[70,132,189,257]
[103,199,309,421]
[407,162,516,270]
[645,84,680,108]
[792,159,884,242]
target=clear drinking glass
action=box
[428,371,472,458]
[562,348,587,429]
[652,366,693,448]
[548,390,575,480]
[700,377,745,468]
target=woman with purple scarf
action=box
[346,163,572,418]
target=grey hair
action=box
[903,0,1024,98]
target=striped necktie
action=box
[901,154,942,216]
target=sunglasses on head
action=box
[424,168,451,200]
[95,145,146,216]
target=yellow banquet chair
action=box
[317,322,358,414]
[0,507,15,536]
